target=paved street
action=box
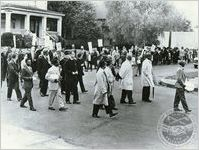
[1,64,198,149]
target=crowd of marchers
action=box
[1,45,194,117]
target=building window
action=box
[20,16,25,29]
[11,18,16,29]
[1,14,5,28]
[47,18,57,32]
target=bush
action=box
[24,34,32,48]
[15,34,23,48]
[1,32,14,47]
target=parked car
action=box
[193,57,198,68]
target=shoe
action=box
[145,100,152,103]
[82,90,88,93]
[92,114,100,118]
[129,101,136,104]
[59,107,67,111]
[174,108,182,111]
[20,105,27,108]
[30,108,36,111]
[48,107,55,110]
[61,91,65,94]
[7,98,12,101]
[44,94,49,96]
[112,108,118,110]
[185,109,192,113]
[73,101,81,104]
[66,101,72,104]
[120,101,127,104]
[109,113,118,118]
[18,98,22,101]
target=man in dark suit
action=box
[7,53,22,101]
[60,53,69,94]
[64,51,80,104]
[77,53,88,93]
[20,59,36,111]
[37,49,51,97]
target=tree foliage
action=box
[1,32,14,47]
[16,34,23,48]
[23,34,32,48]
[48,1,102,42]
[105,0,192,47]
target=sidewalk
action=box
[1,123,84,149]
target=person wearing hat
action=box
[118,54,136,104]
[37,48,51,97]
[63,51,80,104]
[77,53,88,93]
[92,60,118,118]
[173,61,191,113]
[141,53,155,103]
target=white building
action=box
[1,0,64,46]
[158,31,198,49]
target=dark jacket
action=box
[37,55,51,79]
[7,60,20,88]
[76,58,84,77]
[60,57,68,77]
[64,58,78,79]
[64,58,78,89]
[21,65,33,89]
[1,53,7,81]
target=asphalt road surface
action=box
[1,64,198,149]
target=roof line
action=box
[1,6,65,17]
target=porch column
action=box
[25,14,30,31]
[42,16,47,37]
[57,17,62,36]
[5,12,11,32]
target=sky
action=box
[93,1,198,29]
[169,1,198,28]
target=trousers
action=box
[142,86,150,101]
[49,89,65,108]
[40,78,48,95]
[174,88,189,111]
[78,76,86,92]
[20,88,34,109]
[120,89,133,103]
[65,79,79,102]
[7,81,22,99]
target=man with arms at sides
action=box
[20,59,36,111]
